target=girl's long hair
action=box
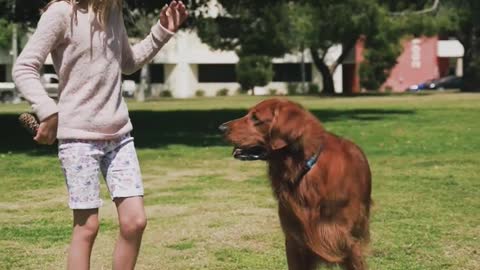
[43,0,122,26]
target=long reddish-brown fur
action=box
[221,99,372,270]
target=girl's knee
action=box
[74,217,100,241]
[119,215,147,239]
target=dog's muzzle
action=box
[232,146,268,161]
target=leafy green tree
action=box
[0,0,45,24]
[6,0,480,92]
[236,55,274,95]
[359,7,405,90]
[192,0,480,93]
[379,0,480,91]
[439,0,480,91]
[0,0,173,100]
[192,0,395,94]
[0,18,13,49]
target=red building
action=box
[344,36,464,93]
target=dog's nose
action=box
[218,123,229,133]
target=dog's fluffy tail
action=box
[280,194,347,263]
[304,217,348,263]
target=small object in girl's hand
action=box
[19,112,40,136]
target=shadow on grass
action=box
[0,108,414,154]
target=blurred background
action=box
[0,0,479,101]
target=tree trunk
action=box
[310,47,335,95]
[301,43,307,94]
[329,39,357,74]
[136,64,149,102]
[462,24,480,91]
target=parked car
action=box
[41,73,59,98]
[122,80,136,97]
[408,76,463,91]
[0,82,16,103]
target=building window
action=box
[198,64,236,83]
[0,65,6,82]
[122,70,141,83]
[149,64,165,83]
[43,64,56,74]
[273,63,312,82]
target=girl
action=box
[13,0,188,269]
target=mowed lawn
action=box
[0,93,479,270]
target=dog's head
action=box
[219,98,309,161]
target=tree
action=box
[0,0,167,24]
[377,0,480,91]
[192,0,399,94]
[0,18,13,49]
[192,0,480,93]
[6,0,480,92]
[194,1,296,95]
[438,0,480,91]
[236,55,274,95]
[0,0,173,100]
[0,0,45,24]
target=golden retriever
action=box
[219,98,372,270]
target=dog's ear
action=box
[269,103,305,150]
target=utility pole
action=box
[10,0,18,67]
[11,25,17,66]
[10,0,20,103]
[300,42,307,94]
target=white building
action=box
[136,30,344,98]
[2,28,344,98]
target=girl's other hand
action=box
[34,114,58,145]
[160,1,188,32]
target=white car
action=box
[1,73,58,102]
[122,80,136,97]
[0,82,16,103]
[41,73,59,98]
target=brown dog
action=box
[219,98,372,270]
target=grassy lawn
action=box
[0,92,479,270]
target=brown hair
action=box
[43,0,122,26]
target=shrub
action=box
[216,88,229,96]
[160,90,172,97]
[384,86,393,93]
[236,87,246,95]
[307,83,320,95]
[269,88,278,95]
[195,89,205,97]
[287,83,299,95]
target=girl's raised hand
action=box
[160,1,188,32]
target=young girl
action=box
[13,0,187,269]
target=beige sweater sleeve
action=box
[12,2,69,121]
[121,19,174,75]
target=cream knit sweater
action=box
[13,2,173,139]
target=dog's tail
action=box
[280,194,347,263]
[304,217,348,263]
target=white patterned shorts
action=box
[58,134,143,209]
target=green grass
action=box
[0,92,479,269]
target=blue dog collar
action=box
[306,154,318,170]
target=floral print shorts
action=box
[58,134,143,209]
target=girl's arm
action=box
[12,2,69,122]
[120,17,174,75]
[121,1,188,74]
